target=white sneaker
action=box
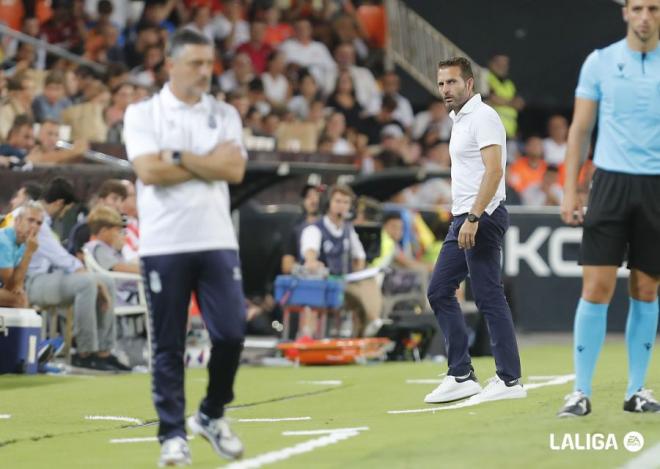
[187,412,244,460]
[424,372,482,403]
[158,436,191,467]
[472,376,527,403]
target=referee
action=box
[558,0,660,417]
[123,30,247,465]
[424,57,526,405]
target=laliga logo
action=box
[549,431,644,452]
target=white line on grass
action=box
[0,414,11,419]
[85,415,143,425]
[620,442,660,469]
[238,417,312,423]
[298,380,342,386]
[222,429,366,469]
[527,375,572,381]
[388,374,575,414]
[110,436,196,444]
[282,427,369,436]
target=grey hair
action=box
[167,28,212,58]
[15,200,45,218]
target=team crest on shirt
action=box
[149,270,162,293]
[233,266,242,281]
[323,240,334,253]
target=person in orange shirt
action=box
[0,0,24,31]
[507,135,547,194]
[262,5,294,48]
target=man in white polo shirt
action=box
[123,29,246,466]
[423,57,526,405]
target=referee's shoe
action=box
[187,411,244,460]
[623,389,660,413]
[557,391,591,418]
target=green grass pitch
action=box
[1,341,659,469]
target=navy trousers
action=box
[427,205,521,382]
[141,249,246,442]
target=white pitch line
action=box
[298,380,342,386]
[388,374,575,414]
[282,427,369,436]
[620,443,660,469]
[223,429,365,469]
[110,436,195,444]
[238,417,311,423]
[85,415,143,425]
[527,375,570,381]
[406,379,443,384]
[0,414,11,419]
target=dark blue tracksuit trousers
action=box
[141,249,246,442]
[427,205,521,382]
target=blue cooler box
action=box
[275,276,344,308]
[0,308,42,375]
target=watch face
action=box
[468,214,478,223]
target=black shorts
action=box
[580,169,660,275]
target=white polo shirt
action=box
[123,84,247,256]
[448,94,507,216]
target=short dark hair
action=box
[8,114,33,137]
[383,211,402,224]
[44,70,65,87]
[167,28,212,58]
[42,177,77,205]
[98,179,128,200]
[327,184,355,203]
[438,57,474,81]
[18,182,43,201]
[381,94,398,112]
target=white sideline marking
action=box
[85,415,143,425]
[388,374,575,414]
[238,417,311,423]
[110,436,196,444]
[0,414,11,419]
[282,427,369,436]
[406,379,442,384]
[298,380,342,386]
[528,375,569,381]
[620,442,660,469]
[223,428,367,469]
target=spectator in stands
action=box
[25,177,125,371]
[130,43,165,88]
[136,0,177,35]
[543,114,568,166]
[68,179,127,258]
[327,69,363,131]
[214,0,251,53]
[486,53,525,141]
[281,181,322,275]
[237,20,273,74]
[105,82,135,144]
[227,90,250,124]
[367,71,414,129]
[246,78,271,117]
[27,119,89,165]
[332,13,370,62]
[183,4,218,43]
[359,94,404,145]
[262,5,294,48]
[70,65,102,104]
[0,71,36,140]
[61,81,111,142]
[287,70,322,120]
[2,17,47,72]
[120,180,139,262]
[0,202,43,308]
[85,205,139,274]
[219,52,255,94]
[105,63,130,91]
[261,51,291,108]
[84,0,131,33]
[521,164,563,207]
[319,111,355,155]
[32,71,73,123]
[412,98,452,141]
[507,135,547,195]
[300,184,383,336]
[279,18,337,95]
[41,0,86,53]
[330,42,378,109]
[0,69,6,100]
[1,42,38,75]
[0,115,36,165]
[124,23,163,69]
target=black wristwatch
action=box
[467,213,480,223]
[172,150,182,166]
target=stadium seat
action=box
[82,247,151,370]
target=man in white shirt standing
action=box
[123,29,247,467]
[542,114,568,165]
[423,57,526,405]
